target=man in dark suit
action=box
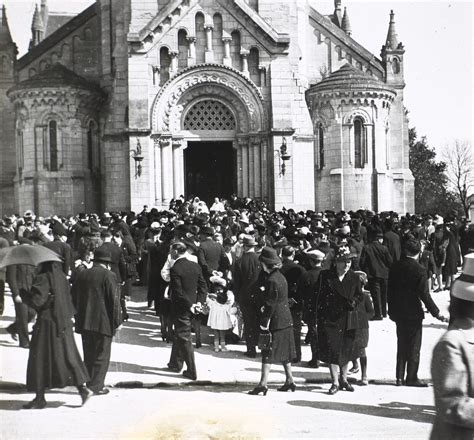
[383,218,401,263]
[360,227,393,320]
[197,226,226,280]
[72,248,122,394]
[43,221,73,276]
[233,235,261,357]
[97,231,128,320]
[388,239,446,387]
[168,242,207,380]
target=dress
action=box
[317,268,364,365]
[207,291,235,330]
[20,263,89,393]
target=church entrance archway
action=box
[184,141,235,204]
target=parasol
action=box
[0,244,62,268]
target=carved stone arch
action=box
[151,64,267,134]
[343,108,372,125]
[39,110,66,126]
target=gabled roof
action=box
[18,4,96,70]
[309,63,394,94]
[128,0,289,52]
[8,63,103,94]
[309,6,384,75]
[45,13,77,38]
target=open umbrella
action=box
[0,244,62,268]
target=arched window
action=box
[354,118,365,168]
[177,29,189,70]
[230,31,241,70]
[183,100,236,130]
[212,13,224,63]
[87,120,100,172]
[159,47,171,86]
[17,130,24,172]
[49,120,59,171]
[318,124,324,169]
[195,13,206,64]
[391,58,400,74]
[248,48,260,86]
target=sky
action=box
[2,0,473,155]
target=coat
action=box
[233,251,261,305]
[387,257,440,322]
[71,264,122,337]
[169,257,207,316]
[383,230,401,262]
[259,269,293,331]
[430,327,474,440]
[359,241,393,280]
[97,242,127,283]
[42,240,73,275]
[198,238,226,279]
[316,268,364,365]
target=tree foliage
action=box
[409,128,460,215]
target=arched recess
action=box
[343,109,371,168]
[150,64,269,207]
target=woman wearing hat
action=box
[430,253,474,440]
[248,247,296,395]
[317,246,365,395]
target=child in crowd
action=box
[207,273,235,352]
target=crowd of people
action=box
[0,195,473,436]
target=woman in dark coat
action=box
[317,246,364,395]
[248,247,296,395]
[19,261,91,409]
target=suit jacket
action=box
[260,269,293,331]
[430,328,474,440]
[280,260,306,312]
[198,239,226,278]
[170,257,207,316]
[298,266,322,320]
[383,231,402,262]
[359,241,393,279]
[71,264,121,336]
[42,240,73,275]
[387,257,440,322]
[233,251,261,305]
[97,242,126,283]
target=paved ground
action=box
[0,284,451,439]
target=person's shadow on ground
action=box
[287,399,435,424]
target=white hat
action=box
[210,271,227,287]
[451,253,474,301]
[305,249,325,261]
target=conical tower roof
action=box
[308,63,395,95]
[0,4,14,46]
[342,7,352,36]
[32,4,44,31]
[385,10,399,50]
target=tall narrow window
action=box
[17,130,24,172]
[159,47,171,86]
[354,118,365,168]
[49,120,58,171]
[87,120,100,172]
[212,13,224,63]
[195,13,205,64]
[177,29,189,70]
[248,48,260,86]
[318,124,324,169]
[230,31,241,70]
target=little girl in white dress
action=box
[207,273,236,352]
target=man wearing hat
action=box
[387,239,447,387]
[198,226,226,281]
[43,221,73,276]
[430,253,474,440]
[71,248,122,395]
[300,249,325,367]
[234,235,261,357]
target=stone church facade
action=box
[0,0,414,216]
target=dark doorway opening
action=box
[185,141,235,204]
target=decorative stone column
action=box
[187,36,196,65]
[222,32,232,67]
[204,25,214,63]
[169,51,179,76]
[153,137,162,206]
[236,142,243,196]
[172,138,185,199]
[160,137,173,208]
[260,138,268,201]
[239,137,249,196]
[240,48,249,77]
[252,139,261,198]
[258,65,266,87]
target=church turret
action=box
[381,10,405,86]
[40,0,49,33]
[342,7,351,36]
[332,0,342,27]
[29,4,44,49]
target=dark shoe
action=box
[248,385,268,396]
[396,379,404,386]
[307,360,320,368]
[277,382,296,392]
[78,386,93,405]
[19,343,30,349]
[182,370,197,380]
[339,380,355,392]
[328,384,339,395]
[292,357,301,364]
[93,388,110,395]
[406,379,428,387]
[195,342,202,349]
[244,351,257,358]
[6,325,18,341]
[167,363,181,373]
[370,316,383,321]
[23,398,47,409]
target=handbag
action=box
[346,310,363,330]
[258,331,272,351]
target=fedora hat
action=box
[451,253,474,301]
[93,248,112,264]
[259,246,281,266]
[243,235,257,246]
[305,249,325,261]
